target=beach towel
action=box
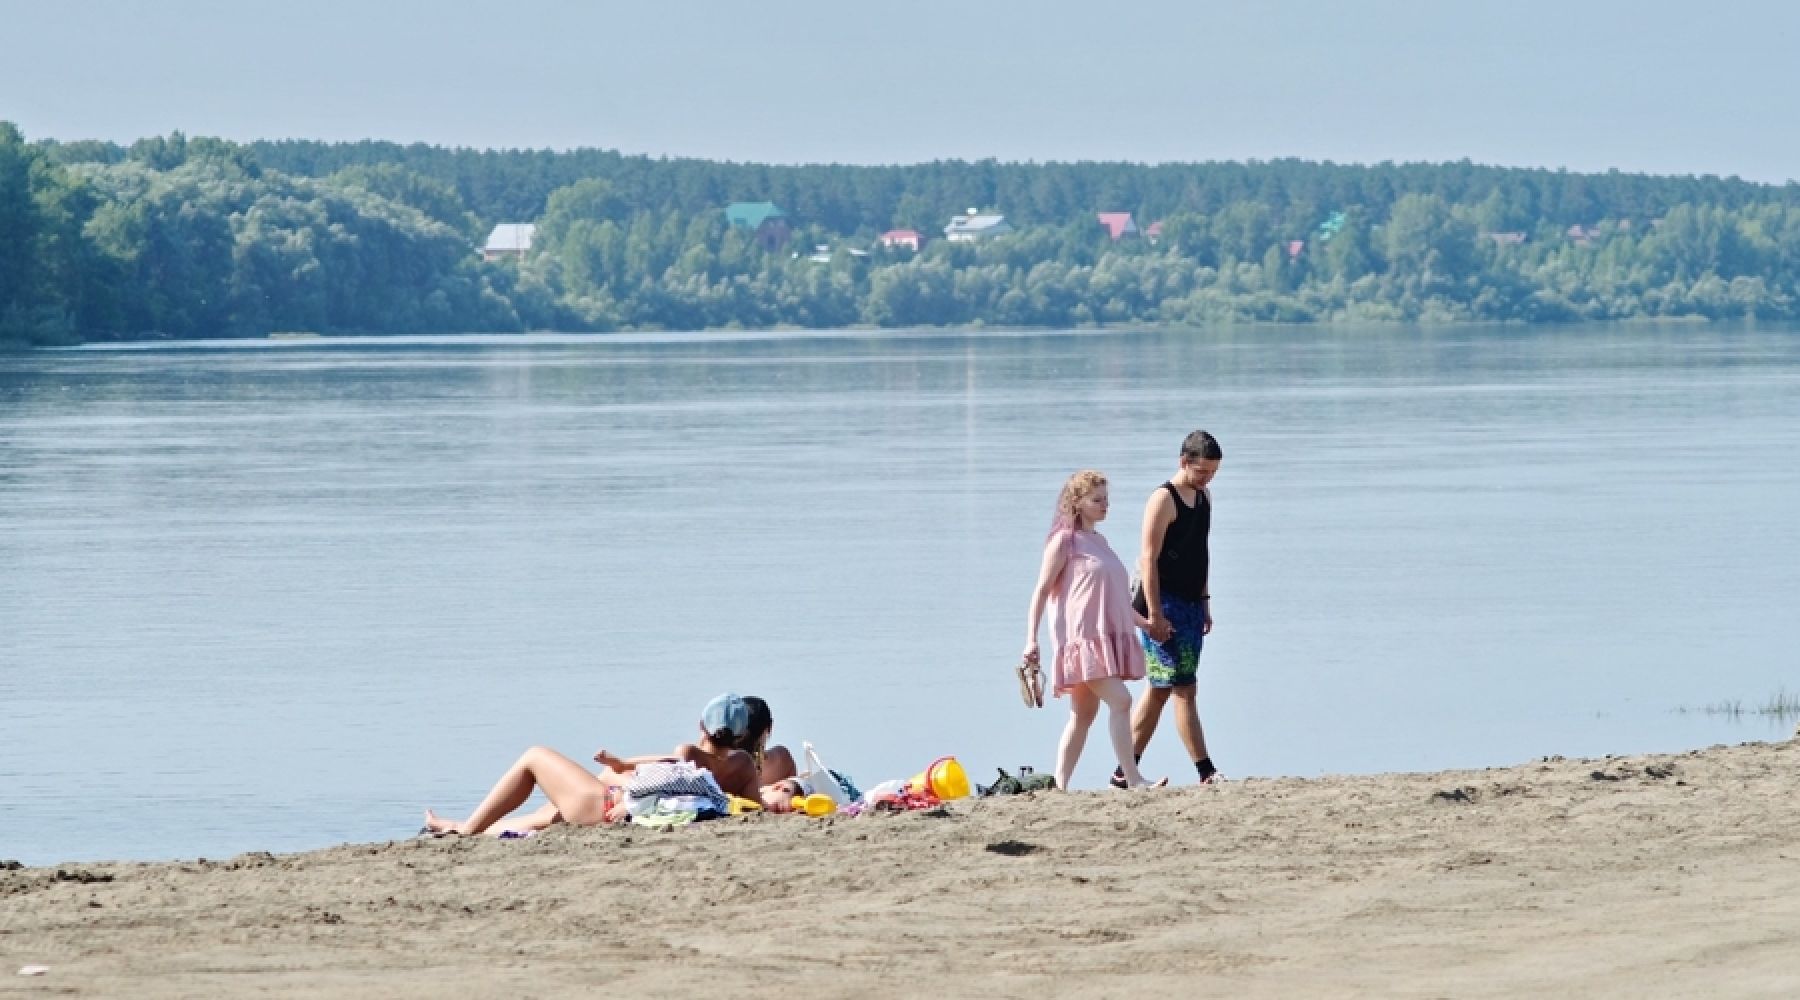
[624,760,730,816]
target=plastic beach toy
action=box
[792,793,837,817]
[908,756,971,800]
[728,795,763,815]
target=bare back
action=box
[678,743,759,800]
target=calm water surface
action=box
[2,325,1797,865]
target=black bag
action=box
[976,766,1057,797]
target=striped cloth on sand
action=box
[623,760,730,815]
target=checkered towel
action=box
[624,760,729,815]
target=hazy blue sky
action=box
[5,0,1797,181]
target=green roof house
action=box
[725,201,790,249]
[726,202,785,228]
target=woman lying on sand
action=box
[423,693,758,836]
[743,695,796,785]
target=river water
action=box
[2,324,1796,865]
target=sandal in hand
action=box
[1015,655,1045,708]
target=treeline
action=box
[7,123,1800,347]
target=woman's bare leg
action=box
[427,746,612,834]
[1055,685,1101,789]
[1090,678,1154,787]
[491,802,562,836]
[425,801,566,838]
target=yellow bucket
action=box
[908,756,971,800]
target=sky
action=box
[5,0,1799,183]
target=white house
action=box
[482,223,536,262]
[944,211,1013,242]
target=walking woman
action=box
[1023,470,1158,790]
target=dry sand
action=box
[5,739,1800,999]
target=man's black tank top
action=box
[1154,481,1210,601]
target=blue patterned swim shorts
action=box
[1140,593,1208,688]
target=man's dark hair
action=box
[1181,430,1223,461]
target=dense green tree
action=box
[0,123,42,320]
[331,163,478,237]
[1385,193,1476,282]
[16,123,1800,347]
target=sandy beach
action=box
[4,738,1799,998]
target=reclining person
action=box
[743,695,797,785]
[423,693,756,836]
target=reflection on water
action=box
[2,324,1798,864]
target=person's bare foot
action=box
[422,809,463,834]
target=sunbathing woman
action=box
[422,693,757,836]
[743,696,797,785]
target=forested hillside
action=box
[7,124,1800,346]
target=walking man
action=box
[1116,430,1223,786]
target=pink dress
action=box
[1047,529,1146,696]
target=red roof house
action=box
[1096,212,1140,241]
[879,229,923,252]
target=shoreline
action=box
[5,738,1798,997]
[10,314,1751,352]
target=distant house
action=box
[806,244,833,263]
[879,229,923,252]
[1566,224,1595,246]
[725,201,790,250]
[482,223,536,262]
[1316,211,1347,241]
[1286,239,1305,260]
[1483,231,1527,246]
[944,211,1013,242]
[1096,212,1139,241]
[1145,220,1165,244]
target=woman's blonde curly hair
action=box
[1052,469,1108,532]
